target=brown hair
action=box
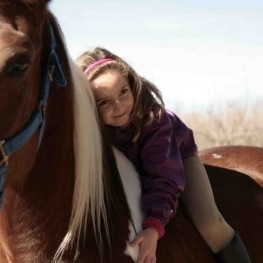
[76,47,165,141]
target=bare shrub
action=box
[179,99,263,150]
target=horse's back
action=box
[199,145,263,187]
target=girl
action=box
[76,47,251,263]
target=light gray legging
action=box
[181,154,234,253]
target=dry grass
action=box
[177,99,263,150]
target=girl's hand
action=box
[130,228,159,263]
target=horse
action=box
[0,1,262,262]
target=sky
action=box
[50,0,263,113]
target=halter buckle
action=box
[48,64,55,81]
[0,141,8,166]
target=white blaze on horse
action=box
[0,1,262,262]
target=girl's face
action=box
[91,69,134,127]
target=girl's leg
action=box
[181,154,251,262]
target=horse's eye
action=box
[6,57,31,76]
[12,62,29,72]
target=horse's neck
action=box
[0,205,14,263]
[0,187,45,262]
[0,81,75,261]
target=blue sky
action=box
[50,0,263,112]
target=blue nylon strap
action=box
[48,24,67,88]
[2,111,44,156]
[0,164,7,206]
[0,21,67,206]
[49,50,67,87]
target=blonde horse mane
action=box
[52,54,108,262]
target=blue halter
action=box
[0,22,67,205]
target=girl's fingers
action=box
[138,254,156,263]
[130,234,143,247]
[137,253,146,263]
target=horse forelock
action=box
[0,1,49,18]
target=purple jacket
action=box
[109,109,197,228]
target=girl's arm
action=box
[139,110,197,232]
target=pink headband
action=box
[84,58,114,74]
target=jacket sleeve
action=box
[139,112,186,229]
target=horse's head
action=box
[0,0,71,200]
[0,1,54,188]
